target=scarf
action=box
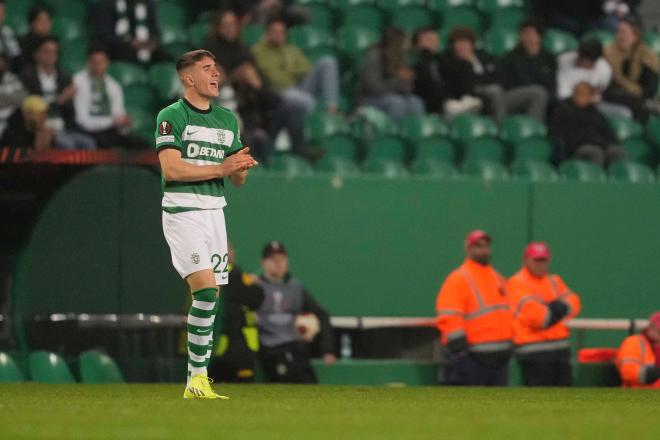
[114,0,151,62]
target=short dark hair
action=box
[519,17,546,35]
[448,26,476,45]
[175,49,216,73]
[266,15,287,28]
[87,44,108,58]
[577,40,602,62]
[28,5,51,24]
[412,26,436,47]
[34,36,59,51]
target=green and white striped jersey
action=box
[154,99,243,213]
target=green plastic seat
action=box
[60,39,88,75]
[289,25,334,52]
[52,17,87,43]
[268,154,315,176]
[365,136,408,162]
[149,62,182,102]
[411,158,459,178]
[0,352,24,383]
[157,2,188,29]
[463,159,510,180]
[305,112,349,142]
[476,0,525,13]
[415,137,456,163]
[450,114,498,144]
[440,8,482,32]
[483,28,518,57]
[29,351,75,384]
[341,4,386,30]
[622,138,652,164]
[41,0,87,22]
[512,138,554,163]
[428,0,475,11]
[351,107,399,140]
[499,115,547,145]
[334,0,378,11]
[399,114,448,143]
[644,32,660,55]
[108,62,148,88]
[391,6,434,34]
[464,138,505,163]
[123,84,157,112]
[582,30,615,46]
[608,116,643,142]
[128,107,155,141]
[488,9,526,30]
[161,25,188,46]
[559,160,607,182]
[337,25,380,58]
[362,157,410,178]
[512,160,559,182]
[304,46,339,63]
[646,116,660,145]
[319,134,359,160]
[609,161,655,183]
[379,0,426,10]
[306,3,335,29]
[79,351,124,384]
[162,42,192,60]
[5,0,33,34]
[188,21,210,48]
[544,29,578,55]
[315,156,361,176]
[242,24,264,46]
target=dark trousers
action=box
[209,359,257,383]
[87,128,148,149]
[519,360,572,387]
[445,353,509,386]
[260,342,318,384]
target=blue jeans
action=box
[360,93,424,121]
[55,130,97,150]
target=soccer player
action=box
[155,49,258,399]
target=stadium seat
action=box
[391,6,434,34]
[476,0,525,13]
[304,46,340,63]
[362,157,410,178]
[622,138,652,164]
[0,352,24,383]
[334,0,378,12]
[306,3,336,29]
[157,2,188,29]
[464,138,505,163]
[512,160,559,182]
[559,160,607,182]
[305,112,350,143]
[440,8,483,32]
[646,116,660,145]
[428,0,475,11]
[51,17,87,43]
[108,62,148,88]
[399,114,448,143]
[608,116,643,142]
[315,156,361,176]
[160,25,188,46]
[123,84,157,113]
[128,107,155,140]
[351,107,399,140]
[450,114,498,144]
[162,42,192,60]
[29,351,75,384]
[337,25,380,59]
[581,30,615,46]
[512,138,554,163]
[188,21,210,48]
[268,154,315,176]
[378,0,426,10]
[242,24,264,46]
[463,159,510,180]
[5,0,32,35]
[499,115,547,145]
[289,25,334,52]
[644,32,660,55]
[42,0,87,22]
[79,351,125,384]
[543,29,578,55]
[414,137,456,163]
[411,158,459,178]
[483,28,518,57]
[487,9,526,30]
[60,39,88,75]
[608,161,655,183]
[319,134,360,160]
[365,136,408,162]
[341,4,387,30]
[149,63,183,102]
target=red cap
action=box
[649,312,660,329]
[465,230,491,246]
[524,242,551,260]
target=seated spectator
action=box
[0,0,21,67]
[73,46,146,149]
[550,82,627,166]
[443,27,547,122]
[603,18,659,121]
[558,40,631,118]
[257,241,336,384]
[412,27,481,118]
[616,311,660,388]
[252,17,338,159]
[0,53,27,139]
[1,95,54,150]
[499,19,556,101]
[93,0,168,64]
[357,27,424,120]
[20,37,96,150]
[17,5,52,72]
[205,11,256,82]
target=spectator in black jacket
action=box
[550,82,627,165]
[499,19,556,98]
[17,5,52,72]
[93,0,169,63]
[257,241,336,384]
[443,27,548,122]
[412,27,482,118]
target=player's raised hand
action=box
[218,147,258,176]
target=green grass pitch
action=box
[0,384,658,439]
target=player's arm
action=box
[229,169,248,187]
[158,148,256,182]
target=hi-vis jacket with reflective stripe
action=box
[507,269,581,354]
[616,334,658,388]
[435,259,513,352]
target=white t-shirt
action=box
[557,51,613,99]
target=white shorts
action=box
[162,209,229,286]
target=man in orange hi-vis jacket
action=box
[436,230,513,386]
[507,242,581,386]
[616,312,660,388]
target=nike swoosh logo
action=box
[196,329,212,334]
[187,129,201,136]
